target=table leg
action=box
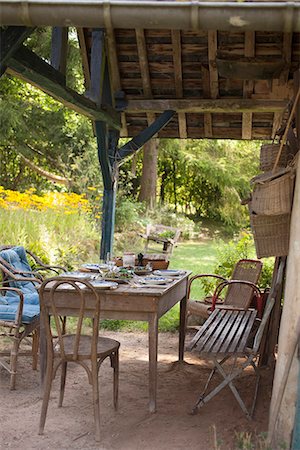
[179,294,187,361]
[148,313,158,413]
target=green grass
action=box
[100,240,218,332]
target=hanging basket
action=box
[250,212,290,258]
[251,168,295,216]
[259,143,291,172]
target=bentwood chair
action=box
[0,246,65,389]
[187,259,263,321]
[38,277,120,442]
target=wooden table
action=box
[40,272,190,413]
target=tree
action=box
[138,139,159,209]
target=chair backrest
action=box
[39,277,101,360]
[224,259,263,309]
[0,246,38,293]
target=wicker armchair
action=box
[0,245,66,389]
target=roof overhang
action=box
[1,1,300,32]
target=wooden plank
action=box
[171,30,187,139]
[202,65,213,138]
[242,31,255,139]
[212,310,239,353]
[219,310,244,354]
[51,27,68,76]
[194,310,227,352]
[135,28,156,130]
[208,31,218,100]
[209,310,236,354]
[237,310,257,353]
[228,311,251,353]
[279,33,292,85]
[126,99,287,114]
[7,45,120,129]
[188,308,224,351]
[0,26,34,75]
[77,28,91,89]
[204,113,213,138]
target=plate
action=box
[153,269,185,277]
[136,276,173,285]
[81,264,101,272]
[59,271,92,279]
[90,280,118,289]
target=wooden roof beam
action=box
[126,99,288,114]
[135,28,156,129]
[242,31,255,140]
[7,45,120,129]
[171,30,187,139]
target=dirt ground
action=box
[0,331,273,450]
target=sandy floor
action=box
[0,331,273,450]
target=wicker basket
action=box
[251,170,295,216]
[259,143,290,172]
[250,213,290,258]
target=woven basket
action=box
[260,143,290,172]
[251,170,295,215]
[250,213,290,258]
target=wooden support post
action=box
[268,151,300,447]
[51,27,68,78]
[95,122,118,260]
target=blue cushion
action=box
[0,246,39,294]
[0,304,39,324]
[5,290,39,305]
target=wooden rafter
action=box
[171,30,186,139]
[242,31,255,140]
[105,26,128,136]
[135,28,156,129]
[280,33,293,85]
[126,99,287,114]
[51,27,68,77]
[7,45,120,129]
[0,26,34,76]
[77,28,91,89]
[205,31,218,138]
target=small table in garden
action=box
[39,271,190,413]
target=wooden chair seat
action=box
[54,335,120,360]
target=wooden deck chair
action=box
[0,246,66,389]
[187,259,263,321]
[187,258,284,418]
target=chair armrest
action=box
[211,280,262,312]
[0,287,24,326]
[187,274,228,300]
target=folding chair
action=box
[187,292,275,418]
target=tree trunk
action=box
[138,139,159,209]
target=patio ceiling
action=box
[1,1,300,140]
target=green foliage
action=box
[201,232,274,296]
[0,208,99,270]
